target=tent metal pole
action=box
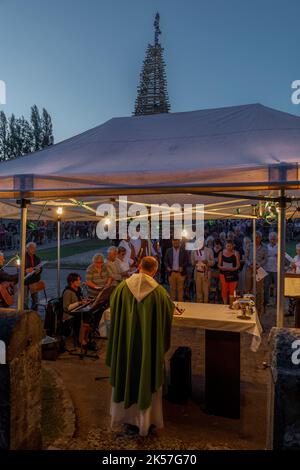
[3,178,300,200]
[57,217,61,298]
[252,205,257,297]
[17,199,28,311]
[147,219,152,256]
[276,190,286,327]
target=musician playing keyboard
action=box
[62,273,91,347]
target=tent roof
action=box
[0,103,300,200]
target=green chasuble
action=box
[106,273,174,411]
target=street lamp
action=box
[56,207,63,297]
[57,207,63,218]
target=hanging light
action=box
[181,229,188,238]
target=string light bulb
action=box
[181,229,188,238]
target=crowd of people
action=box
[1,217,300,319]
[0,220,98,250]
[1,218,300,318]
[60,222,299,322]
[0,217,299,252]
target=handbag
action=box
[29,280,46,294]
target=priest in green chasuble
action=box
[106,256,174,436]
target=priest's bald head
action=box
[139,256,158,277]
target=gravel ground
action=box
[49,427,234,451]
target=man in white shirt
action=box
[164,240,189,301]
[191,243,214,303]
[264,232,278,307]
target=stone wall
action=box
[268,327,300,450]
[0,309,43,450]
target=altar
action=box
[172,302,263,419]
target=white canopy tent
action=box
[0,103,300,325]
[0,103,299,197]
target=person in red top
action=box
[25,242,43,310]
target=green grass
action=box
[37,239,109,261]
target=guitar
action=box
[24,261,48,281]
[0,281,16,306]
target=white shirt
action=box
[191,247,214,271]
[115,257,130,275]
[172,248,180,271]
[266,243,278,273]
[118,240,134,266]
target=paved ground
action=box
[44,338,268,450]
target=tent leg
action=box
[147,219,151,256]
[276,191,286,327]
[17,199,28,311]
[57,217,61,298]
[252,205,257,297]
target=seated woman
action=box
[115,246,131,278]
[85,254,112,298]
[106,246,123,286]
[62,272,90,347]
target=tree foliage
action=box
[0,105,54,161]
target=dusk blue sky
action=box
[0,0,299,143]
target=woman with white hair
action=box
[106,246,123,286]
[85,253,112,298]
[115,246,131,278]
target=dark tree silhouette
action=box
[134,13,170,116]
